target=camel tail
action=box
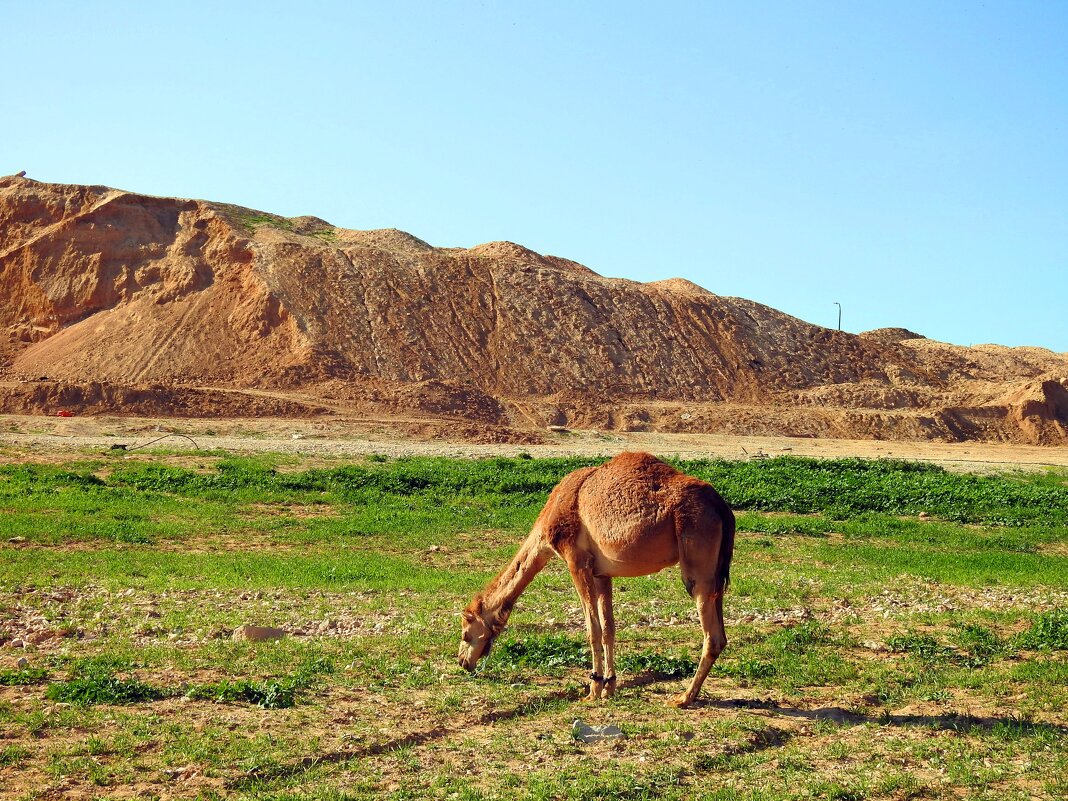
[717,504,735,595]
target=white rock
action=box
[572,719,625,743]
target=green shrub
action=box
[491,634,588,670]
[887,632,955,663]
[46,676,166,706]
[0,666,50,685]
[617,650,696,678]
[770,620,830,653]
[186,678,297,709]
[954,624,1006,666]
[1016,609,1068,650]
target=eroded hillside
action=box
[2,174,1066,444]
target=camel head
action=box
[458,595,503,671]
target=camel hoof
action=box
[668,693,693,708]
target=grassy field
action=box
[1,448,1067,800]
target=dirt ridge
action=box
[2,174,1067,445]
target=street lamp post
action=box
[833,302,841,331]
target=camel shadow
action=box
[692,696,1068,738]
[619,672,1067,739]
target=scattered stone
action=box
[7,536,26,544]
[231,624,286,642]
[547,425,569,433]
[163,765,198,782]
[15,657,28,669]
[10,640,26,649]
[572,719,625,743]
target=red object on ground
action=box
[55,410,74,417]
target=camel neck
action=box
[482,527,552,620]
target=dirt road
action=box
[2,413,1066,472]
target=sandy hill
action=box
[2,174,1066,445]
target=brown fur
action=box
[459,452,735,707]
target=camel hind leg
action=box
[671,588,726,707]
[672,514,729,708]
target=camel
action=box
[459,452,735,708]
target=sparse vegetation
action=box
[1,450,1067,799]
[217,203,338,242]
[221,205,297,234]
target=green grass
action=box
[1,451,1067,799]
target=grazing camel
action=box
[459,452,734,708]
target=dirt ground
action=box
[2,412,1066,472]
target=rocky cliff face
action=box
[2,174,1066,444]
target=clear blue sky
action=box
[3,1,1066,351]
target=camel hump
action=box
[595,451,683,486]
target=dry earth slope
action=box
[2,174,1066,445]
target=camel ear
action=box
[461,610,476,623]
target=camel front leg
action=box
[595,576,617,698]
[567,562,608,701]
